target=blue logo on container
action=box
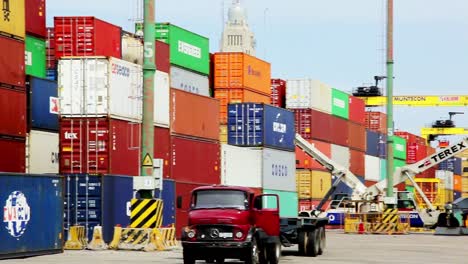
[272,164,288,177]
[3,191,31,238]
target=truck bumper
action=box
[182,241,251,259]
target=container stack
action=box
[213,52,272,143]
[270,79,286,108]
[459,151,468,198]
[395,131,436,178]
[437,157,463,201]
[45,27,56,80]
[0,0,27,173]
[221,103,298,218]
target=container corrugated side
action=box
[295,140,331,170]
[170,65,210,96]
[25,35,46,78]
[215,88,270,124]
[270,79,286,108]
[331,88,349,119]
[350,149,365,176]
[349,96,365,125]
[58,57,143,121]
[121,32,143,65]
[0,0,25,39]
[27,130,59,174]
[365,155,380,181]
[393,136,407,160]
[263,189,298,218]
[436,170,454,190]
[28,77,59,131]
[330,115,349,147]
[286,79,331,113]
[154,71,170,127]
[331,144,350,169]
[0,173,63,259]
[0,36,25,88]
[26,0,46,38]
[293,109,332,142]
[0,88,27,137]
[221,144,262,188]
[296,169,331,199]
[0,138,26,173]
[262,148,296,192]
[348,122,366,151]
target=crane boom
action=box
[295,134,368,210]
[365,137,468,209]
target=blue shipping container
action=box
[102,175,133,243]
[365,130,387,158]
[28,77,59,131]
[439,158,456,172]
[454,157,462,175]
[155,179,176,227]
[46,69,57,81]
[0,173,63,259]
[454,191,462,201]
[227,103,295,151]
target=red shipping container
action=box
[0,137,26,173]
[0,88,26,137]
[364,180,378,187]
[175,182,206,236]
[293,109,332,143]
[296,140,331,170]
[60,118,141,175]
[395,182,406,192]
[0,36,25,89]
[46,28,56,69]
[54,17,122,58]
[270,79,286,108]
[395,131,426,146]
[330,115,349,147]
[350,149,365,176]
[365,112,387,134]
[348,122,366,151]
[171,136,220,184]
[155,40,170,73]
[154,126,171,179]
[407,143,427,164]
[416,167,436,178]
[170,89,220,141]
[26,0,46,38]
[298,199,331,212]
[348,96,365,125]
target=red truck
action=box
[180,185,329,263]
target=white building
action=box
[220,0,256,55]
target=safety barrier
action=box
[344,209,410,235]
[108,225,179,251]
[64,226,87,250]
[87,226,108,250]
[130,199,164,229]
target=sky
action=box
[46,0,468,142]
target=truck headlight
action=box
[187,230,196,238]
[235,231,243,238]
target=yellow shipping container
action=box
[462,160,468,177]
[0,0,25,39]
[219,125,227,144]
[462,176,468,192]
[296,169,331,199]
[462,192,468,198]
[445,189,454,203]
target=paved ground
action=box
[3,231,467,264]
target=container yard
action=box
[1,0,468,263]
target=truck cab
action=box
[181,185,282,264]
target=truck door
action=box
[252,194,280,236]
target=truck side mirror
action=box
[177,196,182,209]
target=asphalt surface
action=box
[2,231,467,264]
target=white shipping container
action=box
[331,144,350,169]
[26,130,59,174]
[59,57,143,121]
[170,65,210,96]
[365,155,381,182]
[221,144,262,188]
[154,71,170,127]
[122,32,143,65]
[286,79,332,113]
[436,170,454,190]
[221,145,296,192]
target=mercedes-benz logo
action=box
[210,228,219,238]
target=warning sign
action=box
[50,97,59,114]
[142,153,153,167]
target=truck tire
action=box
[245,236,261,264]
[183,249,195,264]
[298,231,307,256]
[305,230,319,257]
[266,242,281,264]
[318,227,326,255]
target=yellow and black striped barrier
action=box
[130,199,163,229]
[64,226,87,250]
[344,210,410,235]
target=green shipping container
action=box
[137,23,210,75]
[331,88,349,119]
[25,35,46,78]
[393,136,407,160]
[263,189,298,218]
[380,159,387,181]
[394,158,406,172]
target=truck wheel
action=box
[318,227,326,255]
[267,242,281,264]
[298,231,308,256]
[306,230,319,257]
[215,258,225,263]
[183,249,195,264]
[245,236,266,264]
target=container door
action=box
[252,194,280,236]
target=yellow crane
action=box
[358,95,468,107]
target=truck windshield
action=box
[193,190,248,210]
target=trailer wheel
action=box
[305,229,319,257]
[318,227,326,255]
[267,242,281,264]
[183,249,195,264]
[298,231,308,256]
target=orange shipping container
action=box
[454,174,462,192]
[214,52,271,95]
[215,88,270,124]
[170,89,220,141]
[296,140,331,170]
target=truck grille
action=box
[195,225,235,241]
